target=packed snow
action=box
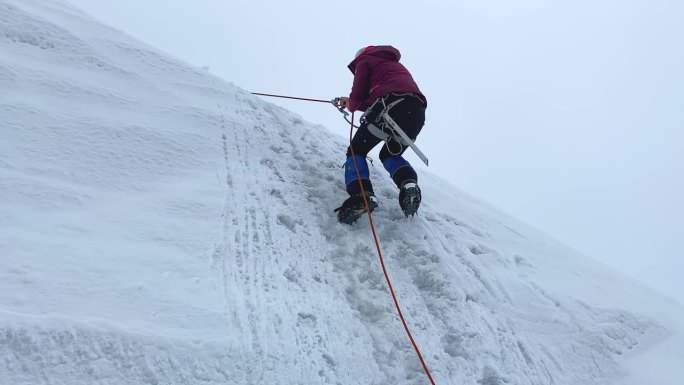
[1,0,683,384]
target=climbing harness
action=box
[252,92,428,166]
[361,94,429,166]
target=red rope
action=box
[251,92,332,104]
[347,112,437,385]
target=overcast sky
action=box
[66,0,683,304]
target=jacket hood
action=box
[347,45,401,74]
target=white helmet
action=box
[355,46,375,59]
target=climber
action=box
[335,45,427,224]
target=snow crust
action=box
[2,0,683,384]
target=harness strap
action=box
[382,113,429,166]
[361,94,429,166]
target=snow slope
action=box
[1,0,683,384]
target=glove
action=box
[339,96,350,109]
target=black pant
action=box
[345,93,426,196]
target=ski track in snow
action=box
[1,0,682,384]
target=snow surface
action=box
[1,0,683,384]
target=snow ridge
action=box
[1,0,677,384]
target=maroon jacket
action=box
[347,46,426,112]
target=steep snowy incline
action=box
[2,0,683,384]
[2,0,240,382]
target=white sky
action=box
[66,0,683,304]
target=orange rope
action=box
[251,92,331,104]
[347,112,437,385]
